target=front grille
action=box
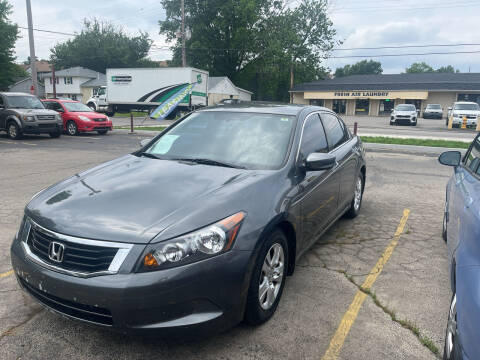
[37,115,55,121]
[93,118,106,122]
[27,227,118,273]
[19,277,113,326]
[396,115,410,119]
[38,124,56,129]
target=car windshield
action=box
[396,105,415,111]
[63,102,93,112]
[454,103,480,111]
[7,95,44,109]
[144,111,296,170]
[427,104,441,109]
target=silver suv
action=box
[0,92,62,139]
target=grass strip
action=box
[114,126,167,131]
[361,136,470,149]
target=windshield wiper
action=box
[139,152,162,160]
[173,158,246,169]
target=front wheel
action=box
[443,293,462,360]
[49,131,61,138]
[244,230,288,325]
[345,172,364,218]
[7,122,22,140]
[66,121,78,136]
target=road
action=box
[342,115,476,142]
[0,132,451,359]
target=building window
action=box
[333,100,346,114]
[71,94,77,101]
[64,77,73,85]
[309,99,324,106]
[355,99,369,115]
[458,94,480,105]
[379,99,394,115]
[49,77,52,84]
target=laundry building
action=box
[291,73,480,117]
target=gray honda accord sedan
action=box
[11,104,366,334]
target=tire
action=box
[244,230,288,326]
[49,131,61,138]
[443,293,463,360]
[443,201,448,242]
[97,130,108,135]
[66,120,78,136]
[87,103,96,111]
[412,119,417,126]
[345,172,364,219]
[7,121,22,140]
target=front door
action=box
[296,113,340,250]
[320,112,358,211]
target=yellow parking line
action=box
[321,208,410,360]
[0,270,13,278]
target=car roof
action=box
[200,102,328,116]
[0,92,36,97]
[42,98,78,103]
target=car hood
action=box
[394,110,416,116]
[13,108,58,116]
[71,112,107,119]
[453,110,480,116]
[26,155,268,244]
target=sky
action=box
[9,0,480,74]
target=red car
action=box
[42,99,113,136]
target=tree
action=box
[334,60,383,77]
[0,0,21,90]
[405,62,434,73]
[436,65,459,73]
[159,0,337,102]
[51,19,156,73]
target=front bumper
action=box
[23,123,62,134]
[11,237,253,335]
[451,117,477,127]
[391,116,416,125]
[77,121,113,132]
[423,112,442,119]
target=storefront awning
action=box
[304,91,428,100]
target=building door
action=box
[379,99,394,115]
[333,100,346,114]
[405,99,422,111]
[355,99,369,115]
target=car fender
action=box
[6,114,22,127]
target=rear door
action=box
[320,112,357,211]
[297,113,340,250]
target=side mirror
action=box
[305,153,336,171]
[140,138,152,147]
[439,151,461,167]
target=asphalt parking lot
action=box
[0,130,454,359]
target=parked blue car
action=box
[439,134,480,360]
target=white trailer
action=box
[86,67,209,117]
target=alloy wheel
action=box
[354,176,363,211]
[259,243,284,310]
[8,124,17,138]
[67,122,77,135]
[445,294,457,359]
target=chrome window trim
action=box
[21,218,133,278]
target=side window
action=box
[465,136,480,174]
[53,103,64,112]
[321,113,348,150]
[299,114,328,159]
[43,101,53,110]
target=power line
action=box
[330,49,480,59]
[334,43,480,51]
[17,26,75,36]
[331,1,480,13]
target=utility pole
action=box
[181,0,186,67]
[25,0,38,96]
[52,64,56,98]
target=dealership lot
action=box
[0,131,454,359]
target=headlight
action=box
[78,115,91,122]
[23,115,35,122]
[55,114,62,122]
[139,212,246,271]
